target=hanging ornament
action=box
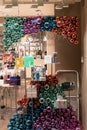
[3,16,79,49]
[40,16,56,31]
[53,16,79,45]
[3,17,25,49]
[23,16,43,34]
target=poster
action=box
[3,54,12,62]
[31,66,46,81]
[15,58,24,68]
[24,56,34,67]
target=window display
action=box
[0,15,82,130]
[7,75,82,130]
[3,16,79,50]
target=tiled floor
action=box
[0,85,25,130]
[0,118,9,130]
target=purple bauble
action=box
[46,106,52,113]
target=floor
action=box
[0,118,9,130]
[0,82,25,130]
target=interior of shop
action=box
[0,0,87,130]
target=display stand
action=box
[24,68,27,95]
[56,70,80,119]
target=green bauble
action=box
[14,23,19,28]
[39,98,44,104]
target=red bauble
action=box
[76,17,79,22]
[56,16,60,21]
[74,40,79,45]
[72,33,77,38]
[70,38,74,43]
[71,16,75,20]
[76,22,79,26]
[67,32,71,36]
[63,16,67,21]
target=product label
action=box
[54,99,67,108]
[27,85,37,98]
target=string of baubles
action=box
[3,16,79,50]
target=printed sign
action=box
[3,54,12,62]
[24,56,34,67]
[31,66,46,81]
[15,58,24,68]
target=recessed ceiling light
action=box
[35,9,41,11]
[55,5,63,10]
[31,4,38,8]
[63,4,69,8]
[5,4,12,8]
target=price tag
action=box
[54,99,67,108]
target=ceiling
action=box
[0,0,82,16]
[1,0,82,6]
[1,0,81,4]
